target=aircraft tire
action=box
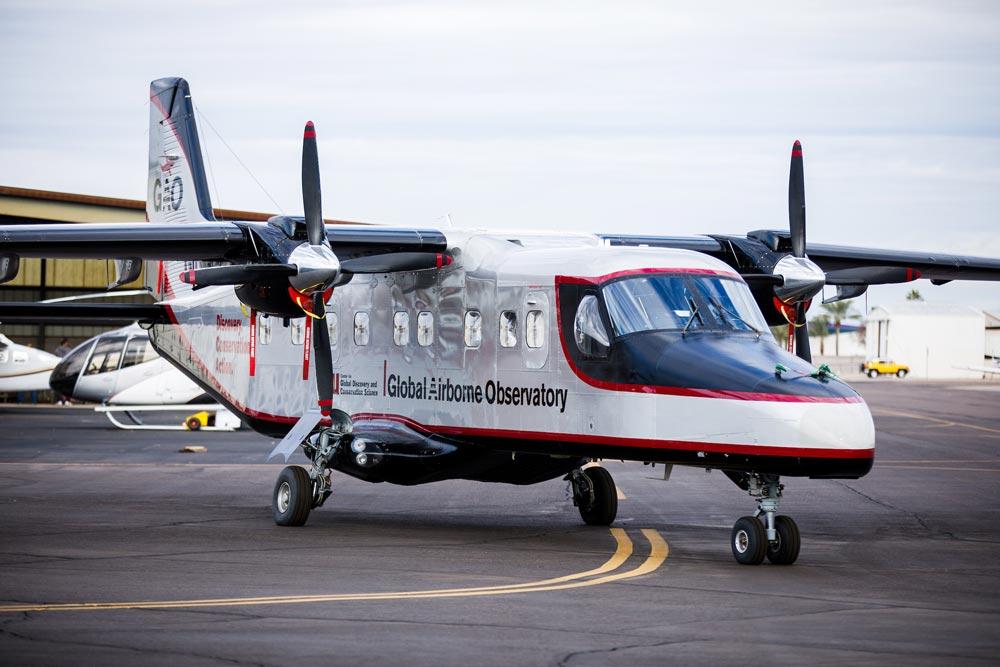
[765,515,801,565]
[579,466,617,526]
[273,466,312,527]
[731,516,767,565]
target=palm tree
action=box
[821,300,858,356]
[808,314,830,355]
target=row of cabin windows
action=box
[257,309,546,349]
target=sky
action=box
[1,0,998,313]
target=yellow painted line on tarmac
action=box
[871,409,1000,436]
[0,528,667,613]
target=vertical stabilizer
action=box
[147,77,215,223]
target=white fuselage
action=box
[150,231,875,473]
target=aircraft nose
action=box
[48,361,79,396]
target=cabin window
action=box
[121,338,156,369]
[499,311,517,348]
[290,319,305,345]
[574,295,610,358]
[525,310,545,349]
[417,311,434,347]
[84,337,126,375]
[464,310,482,348]
[326,310,337,348]
[258,315,272,345]
[354,312,370,346]
[393,311,410,346]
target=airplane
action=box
[0,332,60,393]
[2,77,999,565]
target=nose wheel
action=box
[567,466,618,526]
[271,423,347,527]
[727,473,801,565]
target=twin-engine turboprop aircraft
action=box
[2,77,999,565]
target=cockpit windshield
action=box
[602,274,771,338]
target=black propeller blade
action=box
[180,264,297,289]
[302,121,325,248]
[788,140,806,259]
[794,303,811,364]
[311,293,334,416]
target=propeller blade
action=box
[302,121,325,247]
[794,302,811,363]
[788,140,806,258]
[340,252,453,274]
[311,292,334,415]
[179,264,297,288]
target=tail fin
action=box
[147,77,215,223]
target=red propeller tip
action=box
[791,140,803,158]
[304,121,316,139]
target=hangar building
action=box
[0,185,276,353]
[866,303,986,379]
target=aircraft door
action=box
[76,335,127,402]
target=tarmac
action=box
[0,379,998,666]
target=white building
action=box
[985,309,1000,361]
[866,303,985,379]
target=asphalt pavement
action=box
[0,379,998,666]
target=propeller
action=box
[299,121,337,418]
[783,140,815,362]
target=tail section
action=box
[147,77,215,223]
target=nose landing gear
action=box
[568,466,618,526]
[726,472,801,565]
[272,420,348,527]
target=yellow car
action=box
[860,359,909,378]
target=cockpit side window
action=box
[574,294,610,358]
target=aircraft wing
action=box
[802,242,1000,284]
[601,233,1000,286]
[0,222,247,261]
[0,221,449,284]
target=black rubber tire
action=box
[868,369,879,378]
[896,369,907,378]
[273,466,313,527]
[765,515,801,565]
[578,466,618,526]
[731,516,767,565]
[185,416,201,431]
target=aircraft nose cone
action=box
[49,364,79,396]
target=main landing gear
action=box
[272,412,352,527]
[568,466,618,526]
[728,472,801,565]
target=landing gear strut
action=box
[727,472,801,565]
[568,466,618,526]
[272,411,353,527]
